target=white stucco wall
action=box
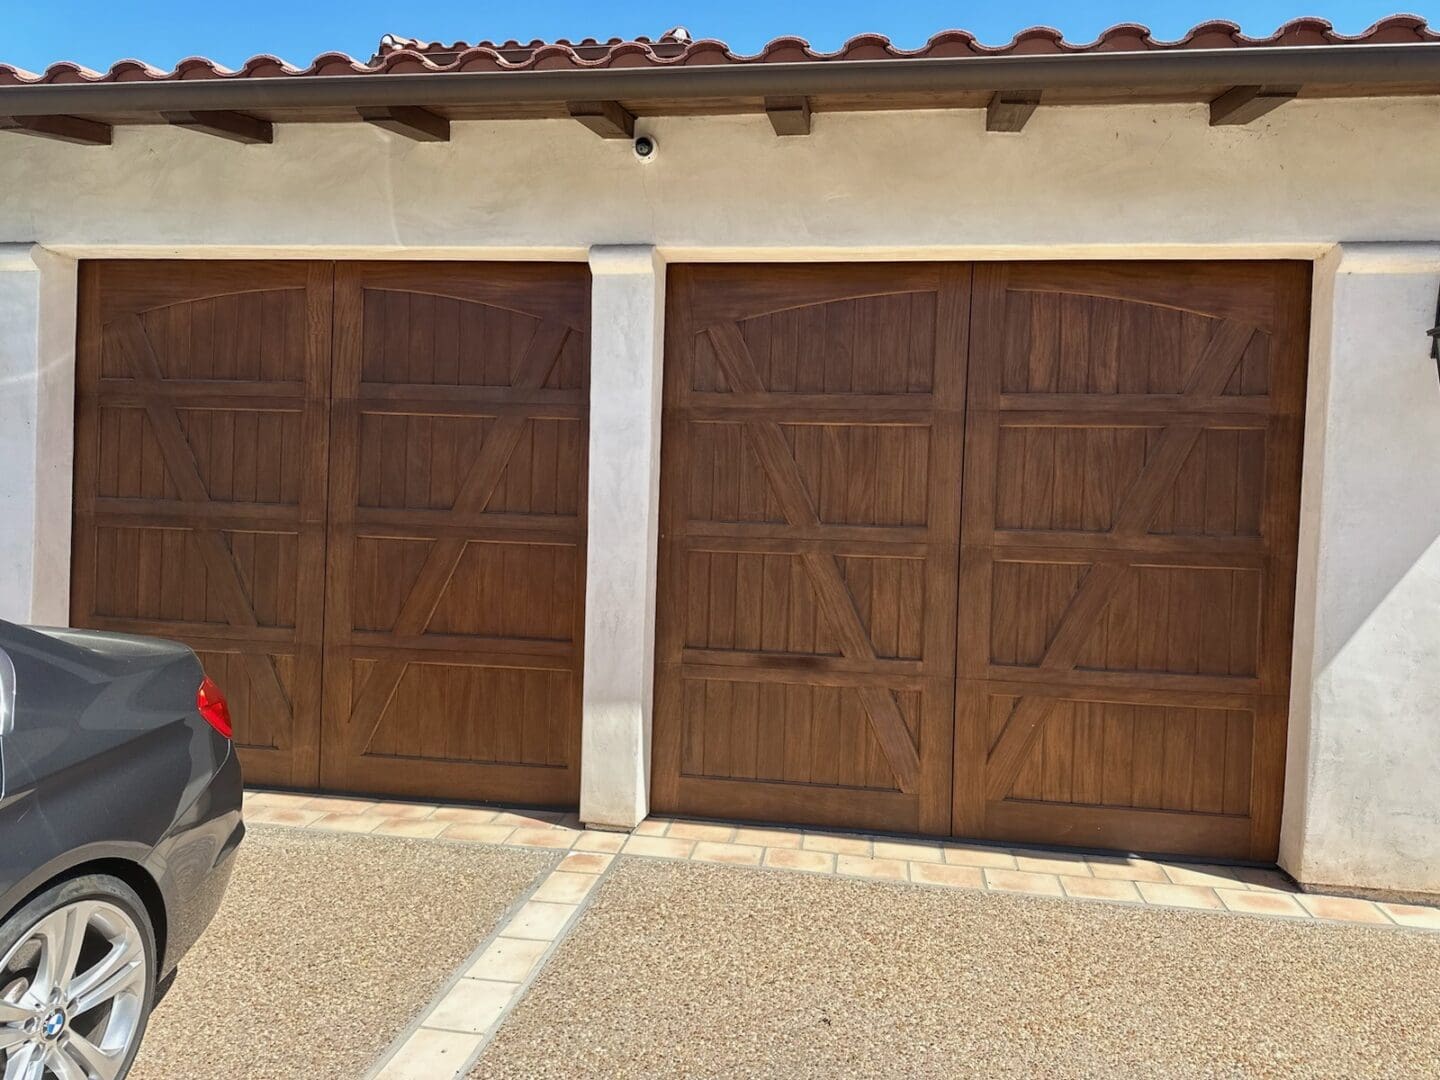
[2,97,1439,888]
[0,244,75,625]
[1282,244,1440,897]
[0,98,1437,257]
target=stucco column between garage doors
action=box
[0,243,76,627]
[579,245,666,829]
[1281,242,1440,897]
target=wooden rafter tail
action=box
[1209,85,1300,126]
[986,90,1041,132]
[567,100,635,139]
[358,105,450,142]
[0,114,111,145]
[162,110,274,144]
[764,96,811,136]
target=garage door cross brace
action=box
[345,321,573,751]
[984,318,1259,798]
[706,321,923,793]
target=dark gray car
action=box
[0,619,243,1079]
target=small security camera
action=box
[633,135,657,162]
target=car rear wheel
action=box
[0,874,156,1080]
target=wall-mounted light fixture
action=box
[1430,282,1440,385]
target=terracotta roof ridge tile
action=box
[2,16,1437,87]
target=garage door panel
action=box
[654,264,967,834]
[320,263,587,803]
[987,559,1264,678]
[359,661,573,768]
[675,675,920,791]
[961,261,1307,859]
[73,261,331,790]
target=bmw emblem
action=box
[42,1008,66,1039]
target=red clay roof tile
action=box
[2,16,1437,86]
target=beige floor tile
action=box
[943,844,1017,870]
[621,835,696,859]
[554,813,582,830]
[492,810,564,828]
[1377,902,1440,930]
[691,842,764,866]
[632,818,672,836]
[1014,852,1091,876]
[1296,893,1394,925]
[1060,875,1143,903]
[910,863,985,890]
[508,827,578,850]
[440,824,517,845]
[1216,889,1309,918]
[430,806,501,826]
[532,871,599,904]
[573,831,627,854]
[801,833,872,856]
[371,801,439,820]
[732,827,803,849]
[1161,864,1241,888]
[310,812,389,834]
[665,821,738,842]
[837,855,909,881]
[1230,867,1299,893]
[764,848,836,874]
[467,936,551,983]
[1136,881,1225,910]
[373,1028,483,1080]
[373,818,449,840]
[985,869,1065,898]
[558,852,615,874]
[506,901,578,941]
[425,978,516,1034]
[873,839,944,864]
[1085,857,1171,883]
[244,790,311,810]
[301,796,379,815]
[244,806,325,827]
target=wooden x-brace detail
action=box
[108,315,294,725]
[985,318,1259,799]
[347,321,573,751]
[707,322,923,793]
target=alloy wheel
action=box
[0,900,147,1080]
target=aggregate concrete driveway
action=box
[472,857,1440,1080]
[129,825,550,1080]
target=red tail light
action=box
[197,675,233,739]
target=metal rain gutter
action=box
[0,42,1438,115]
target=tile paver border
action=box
[244,790,1440,941]
[358,843,618,1080]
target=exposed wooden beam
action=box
[986,90,1041,133]
[566,100,635,139]
[161,110,272,144]
[358,105,450,142]
[764,96,811,136]
[1209,85,1301,126]
[0,114,111,145]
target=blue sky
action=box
[7,1,1437,73]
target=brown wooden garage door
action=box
[71,261,588,805]
[653,261,1308,860]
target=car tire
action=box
[0,873,158,1080]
